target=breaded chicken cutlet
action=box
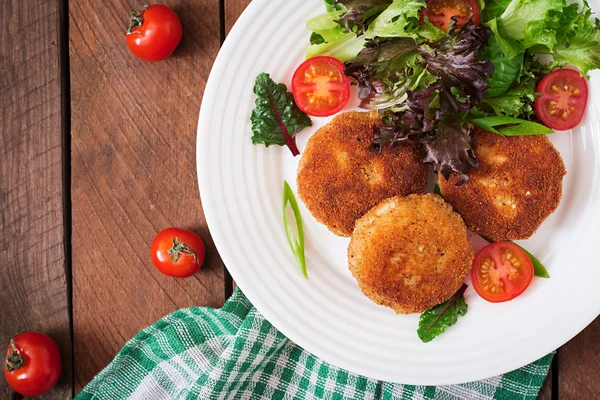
[439,128,566,241]
[348,194,474,314]
[297,111,427,236]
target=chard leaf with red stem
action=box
[250,73,312,157]
[417,284,469,343]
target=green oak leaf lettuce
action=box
[250,73,312,157]
[417,284,469,343]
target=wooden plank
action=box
[559,317,600,399]
[0,0,72,398]
[225,0,252,34]
[69,0,226,392]
[538,366,553,400]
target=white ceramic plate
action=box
[197,0,600,385]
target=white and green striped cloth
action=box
[77,288,553,399]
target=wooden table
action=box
[1,0,598,398]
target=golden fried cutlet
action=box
[297,111,428,236]
[439,128,566,241]
[348,194,474,314]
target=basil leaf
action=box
[471,116,553,136]
[417,284,468,343]
[250,73,312,157]
[481,236,550,278]
[283,181,307,279]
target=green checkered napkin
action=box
[77,288,552,399]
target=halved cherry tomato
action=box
[535,68,588,131]
[471,242,534,303]
[292,56,351,117]
[420,0,480,30]
[126,4,182,62]
[151,228,205,278]
[4,332,62,397]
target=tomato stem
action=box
[5,339,25,372]
[127,4,149,34]
[167,237,197,264]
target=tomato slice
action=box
[534,68,588,131]
[471,242,534,303]
[292,56,351,117]
[420,0,481,30]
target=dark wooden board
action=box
[69,0,226,392]
[559,317,600,399]
[225,0,252,34]
[0,0,73,398]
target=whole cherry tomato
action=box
[151,228,205,278]
[126,4,183,62]
[4,332,62,397]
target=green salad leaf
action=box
[307,33,367,61]
[418,284,469,343]
[365,0,425,39]
[481,79,536,117]
[551,1,600,75]
[472,116,553,136]
[283,181,307,279]
[481,236,550,278]
[250,73,312,156]
[495,0,563,42]
[306,10,345,43]
[483,0,511,21]
[485,18,524,59]
[483,35,524,97]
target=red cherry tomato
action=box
[126,4,182,62]
[292,56,351,117]
[420,0,481,30]
[471,242,534,303]
[4,332,61,397]
[151,228,205,278]
[534,68,589,131]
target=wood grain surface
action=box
[0,0,72,398]
[559,318,600,399]
[225,0,251,33]
[69,0,226,392]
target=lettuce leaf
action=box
[496,0,564,41]
[552,1,600,75]
[365,0,426,39]
[485,18,524,59]
[345,37,424,109]
[481,79,536,116]
[483,34,523,97]
[333,0,393,34]
[483,0,511,21]
[307,32,367,62]
[418,21,493,102]
[306,10,346,44]
[423,118,478,182]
